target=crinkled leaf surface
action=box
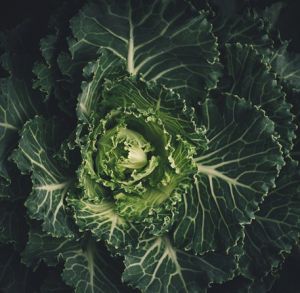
[100,77,206,147]
[32,34,59,101]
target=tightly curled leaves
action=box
[70,77,206,243]
[0,0,300,293]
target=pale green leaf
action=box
[101,77,207,148]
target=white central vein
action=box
[0,122,18,130]
[34,181,71,191]
[197,163,252,190]
[127,4,135,74]
[86,244,95,293]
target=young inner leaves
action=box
[71,78,206,251]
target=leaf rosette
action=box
[1,0,300,292]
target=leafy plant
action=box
[0,0,299,292]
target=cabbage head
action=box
[0,1,300,292]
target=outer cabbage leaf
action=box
[68,196,139,252]
[33,36,81,117]
[21,223,128,293]
[32,1,88,116]
[224,43,295,153]
[0,62,40,183]
[11,116,74,237]
[173,94,284,254]
[77,50,125,120]
[0,134,32,252]
[21,222,79,269]
[62,237,128,293]
[270,42,300,92]
[260,2,285,32]
[240,273,278,293]
[212,5,272,49]
[69,0,221,99]
[0,24,44,183]
[240,160,300,281]
[210,0,300,96]
[32,34,60,102]
[123,236,236,292]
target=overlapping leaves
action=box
[0,0,300,292]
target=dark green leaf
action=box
[11,116,74,237]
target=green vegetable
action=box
[1,1,299,292]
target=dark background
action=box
[0,0,299,292]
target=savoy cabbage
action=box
[0,0,300,292]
